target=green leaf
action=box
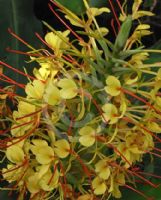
[113,15,132,55]
[56,0,86,15]
[118,179,161,200]
[89,0,107,7]
[0,0,42,95]
[56,0,107,15]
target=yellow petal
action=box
[65,15,84,28]
[39,169,59,191]
[45,30,70,51]
[133,10,154,20]
[156,96,161,108]
[105,76,121,96]
[77,194,93,200]
[92,177,107,195]
[132,0,142,13]
[35,146,54,164]
[94,27,109,37]
[27,173,40,194]
[45,32,58,49]
[156,68,161,81]
[88,7,110,17]
[25,80,45,99]
[124,73,138,85]
[79,126,95,136]
[54,139,70,158]
[136,24,150,31]
[36,164,50,179]
[58,78,78,99]
[2,164,23,183]
[102,104,119,124]
[33,67,50,81]
[112,185,122,198]
[147,122,161,133]
[44,82,61,106]
[6,145,24,163]
[31,139,48,154]
[79,134,95,147]
[95,160,110,180]
[18,101,36,115]
[79,126,95,147]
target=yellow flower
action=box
[58,78,78,99]
[124,72,138,85]
[2,164,24,183]
[87,7,110,17]
[36,164,50,179]
[45,30,70,55]
[120,0,154,21]
[95,160,110,180]
[44,82,61,106]
[109,173,125,198]
[39,169,59,191]
[18,101,36,115]
[147,122,161,133]
[77,194,93,200]
[13,100,36,123]
[117,130,154,167]
[54,139,70,158]
[126,24,152,48]
[33,66,50,81]
[6,145,25,164]
[102,103,119,124]
[92,176,107,195]
[65,13,84,28]
[156,68,161,81]
[31,140,54,164]
[132,7,154,20]
[105,76,121,96]
[25,80,45,99]
[11,101,36,137]
[26,165,50,193]
[26,173,41,194]
[79,126,96,147]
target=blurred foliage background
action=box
[0,0,161,199]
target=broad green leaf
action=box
[56,0,107,15]
[0,0,42,94]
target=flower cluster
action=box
[1,0,161,199]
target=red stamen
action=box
[15,108,42,121]
[109,144,132,166]
[0,88,19,98]
[138,171,161,179]
[6,47,41,57]
[124,183,153,200]
[59,162,67,199]
[0,74,25,89]
[8,28,35,50]
[35,32,53,50]
[141,126,161,143]
[0,61,36,80]
[69,149,92,181]
[116,0,125,14]
[128,169,158,188]
[0,120,35,136]
[108,0,121,30]
[48,3,84,42]
[1,159,27,175]
[146,151,161,159]
[111,19,117,37]
[122,88,161,115]
[1,118,38,149]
